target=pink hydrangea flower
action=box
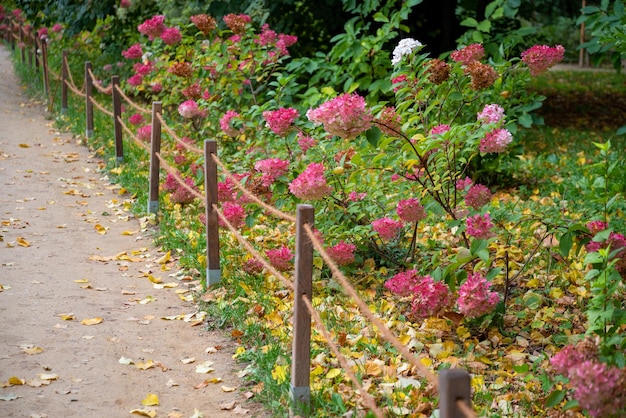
[138,15,166,40]
[170,177,198,204]
[307,93,372,140]
[349,192,367,201]
[162,172,180,192]
[219,202,245,229]
[128,113,145,126]
[51,23,63,33]
[257,24,277,46]
[217,181,236,202]
[263,107,299,136]
[456,177,473,190]
[396,198,427,223]
[136,125,151,142]
[119,0,131,8]
[391,74,408,92]
[466,213,495,239]
[465,184,492,210]
[372,217,404,241]
[477,104,505,124]
[385,271,450,319]
[243,258,264,275]
[521,44,565,76]
[276,33,298,56]
[586,220,608,235]
[430,124,450,135]
[122,44,143,60]
[410,275,450,319]
[550,344,594,376]
[288,163,332,200]
[37,27,48,40]
[479,128,513,153]
[456,273,499,318]
[568,361,625,418]
[266,245,294,272]
[160,27,182,45]
[450,43,485,65]
[127,74,143,87]
[150,82,163,93]
[134,62,153,76]
[297,133,316,153]
[254,158,290,185]
[220,110,241,137]
[178,100,207,119]
[327,241,356,266]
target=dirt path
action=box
[0,45,267,418]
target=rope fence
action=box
[4,18,478,417]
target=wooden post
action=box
[579,0,586,67]
[19,24,25,63]
[204,140,220,286]
[147,102,162,214]
[84,61,94,138]
[41,39,50,99]
[112,76,123,164]
[28,31,33,67]
[61,50,68,114]
[290,204,314,414]
[439,369,472,418]
[10,19,16,50]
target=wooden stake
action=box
[84,61,94,138]
[61,50,68,114]
[439,369,472,418]
[290,204,314,414]
[147,102,162,214]
[204,140,220,286]
[112,76,123,164]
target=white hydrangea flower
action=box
[391,38,423,65]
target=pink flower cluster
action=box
[170,177,198,204]
[219,202,246,229]
[349,192,367,201]
[263,107,299,136]
[307,93,372,140]
[372,217,404,241]
[178,100,207,119]
[266,245,294,272]
[220,110,241,137]
[396,198,427,223]
[128,113,144,126]
[243,258,264,275]
[466,213,494,239]
[450,43,485,65]
[257,24,298,56]
[223,13,251,34]
[584,221,626,278]
[550,341,626,417]
[430,124,450,135]
[385,271,450,319]
[160,27,182,45]
[326,241,356,266]
[521,44,565,76]
[464,184,492,210]
[477,104,505,124]
[136,125,151,142]
[479,128,513,153]
[456,176,473,190]
[297,133,316,153]
[138,15,166,40]
[457,273,499,318]
[254,158,290,186]
[288,163,332,201]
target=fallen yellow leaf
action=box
[8,376,25,386]
[23,346,44,355]
[148,275,162,284]
[59,313,75,321]
[221,385,236,392]
[81,317,103,326]
[94,224,108,235]
[38,373,58,381]
[135,360,155,370]
[141,393,159,406]
[16,237,30,247]
[325,368,341,380]
[130,409,156,417]
[156,251,171,264]
[74,279,90,283]
[18,143,30,148]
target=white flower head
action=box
[391,38,423,66]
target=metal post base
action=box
[206,268,221,286]
[147,200,158,214]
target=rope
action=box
[457,399,477,418]
[302,295,385,418]
[87,68,112,95]
[113,84,150,115]
[63,55,83,93]
[117,115,150,152]
[211,154,296,223]
[48,66,61,81]
[154,152,205,202]
[212,203,294,291]
[303,223,440,390]
[89,96,114,117]
[65,78,86,98]
[156,113,204,155]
